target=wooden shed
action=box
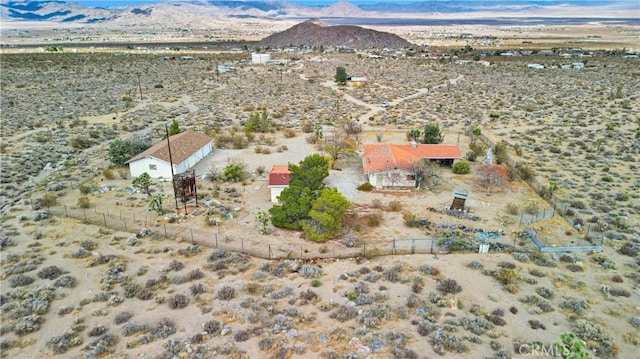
[450,190,469,210]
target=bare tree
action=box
[476,164,509,193]
[410,160,438,188]
[385,171,403,187]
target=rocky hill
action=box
[258,18,413,49]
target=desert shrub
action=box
[217,286,236,300]
[310,279,322,287]
[497,261,517,269]
[452,160,470,174]
[258,337,274,350]
[611,275,623,283]
[136,288,153,300]
[566,264,584,272]
[536,287,554,299]
[529,269,546,278]
[528,320,546,330]
[487,314,506,326]
[189,283,206,296]
[167,294,189,309]
[357,182,374,191]
[330,305,358,322]
[186,269,204,281]
[166,260,184,272]
[505,203,519,215]
[9,274,34,287]
[38,265,63,280]
[609,288,631,297]
[299,289,318,302]
[283,129,296,138]
[78,181,98,195]
[114,312,133,325]
[388,200,403,211]
[430,330,467,355]
[88,326,107,337]
[560,299,588,315]
[467,261,484,269]
[54,275,76,288]
[46,330,82,354]
[234,330,250,342]
[77,196,91,209]
[436,278,462,294]
[366,212,382,227]
[619,242,639,257]
[203,320,221,335]
[102,168,116,180]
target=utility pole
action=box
[137,73,143,100]
[165,124,178,209]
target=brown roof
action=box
[127,130,212,164]
[362,143,462,174]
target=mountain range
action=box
[2,0,638,24]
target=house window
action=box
[149,164,157,170]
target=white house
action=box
[126,130,212,179]
[362,143,462,189]
[251,53,271,64]
[268,165,290,203]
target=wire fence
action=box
[477,134,604,253]
[45,204,486,260]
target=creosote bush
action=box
[217,286,236,300]
[436,278,462,294]
[167,294,189,309]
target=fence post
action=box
[190,228,194,244]
[107,208,109,216]
[268,244,271,260]
[64,205,68,217]
[164,223,167,239]
[392,238,396,255]
[411,239,415,254]
[431,239,434,254]
[120,211,122,220]
[103,213,107,227]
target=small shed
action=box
[450,189,469,210]
[268,165,290,203]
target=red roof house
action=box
[268,165,290,202]
[362,143,462,188]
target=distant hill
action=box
[2,0,637,24]
[258,18,413,49]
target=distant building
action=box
[126,130,212,179]
[572,62,585,69]
[251,53,271,64]
[268,165,290,203]
[346,76,367,87]
[527,63,545,69]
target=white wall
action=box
[269,186,287,203]
[367,170,414,188]
[251,53,271,64]
[129,143,211,179]
[129,157,175,179]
